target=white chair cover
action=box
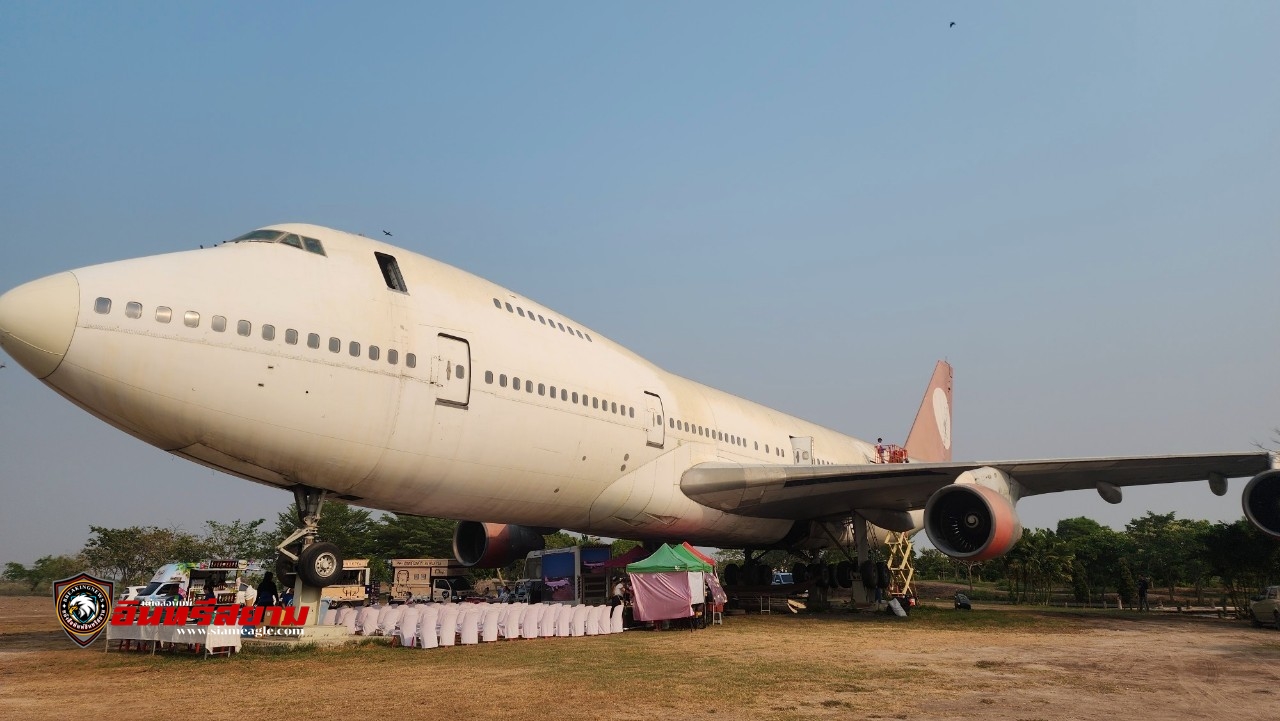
[481,604,503,642]
[376,605,403,636]
[571,604,589,636]
[398,606,422,647]
[338,606,358,634]
[355,605,379,635]
[540,604,558,638]
[504,603,526,640]
[610,604,624,633]
[416,605,439,649]
[437,605,459,647]
[584,605,601,636]
[555,604,574,637]
[323,607,338,625]
[459,606,481,645]
[522,604,543,639]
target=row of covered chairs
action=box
[329,602,624,648]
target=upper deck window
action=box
[231,230,284,243]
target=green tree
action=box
[1057,517,1133,606]
[372,514,456,559]
[3,554,88,592]
[202,519,275,560]
[81,525,205,585]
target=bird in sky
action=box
[950,22,956,28]
[383,230,393,236]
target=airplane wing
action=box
[680,452,1274,521]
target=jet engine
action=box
[924,483,1023,561]
[1243,469,1280,539]
[452,521,549,568]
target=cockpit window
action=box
[226,229,326,257]
[231,229,285,243]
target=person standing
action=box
[1137,575,1151,612]
[256,572,279,608]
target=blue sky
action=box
[2,2,1277,565]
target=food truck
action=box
[134,559,265,605]
[324,559,373,603]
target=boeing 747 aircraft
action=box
[1,224,1275,590]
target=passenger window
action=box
[572,392,579,403]
[525,380,532,392]
[561,389,568,401]
[262,324,275,341]
[612,402,617,414]
[156,307,172,323]
[575,330,583,339]
[406,353,417,368]
[349,341,360,357]
[125,302,142,319]
[513,376,521,389]
[213,316,227,332]
[237,320,251,336]
[94,297,112,314]
[499,374,507,388]
[329,337,340,353]
[184,311,200,328]
[754,441,759,450]
[302,237,326,255]
[485,371,494,384]
[557,322,565,332]
[307,333,320,349]
[286,329,299,345]
[493,298,502,308]
[374,252,408,293]
[592,397,599,409]
[456,365,464,379]
[549,385,557,397]
[629,407,635,418]
[505,303,513,312]
[669,418,674,428]
[517,308,525,318]
[585,333,592,342]
[538,383,545,396]
[538,315,546,325]
[387,349,398,364]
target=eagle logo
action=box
[53,573,114,648]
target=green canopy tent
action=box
[625,544,712,621]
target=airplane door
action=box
[790,435,813,464]
[644,392,665,448]
[433,334,471,408]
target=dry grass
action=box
[3,596,1280,721]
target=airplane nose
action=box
[0,272,80,379]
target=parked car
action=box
[1249,586,1280,628]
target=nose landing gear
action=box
[275,486,344,589]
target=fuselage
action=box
[1,224,908,548]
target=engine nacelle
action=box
[1243,469,1280,539]
[924,483,1024,561]
[452,521,549,567]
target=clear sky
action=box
[1,2,1277,566]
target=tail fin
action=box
[904,361,953,462]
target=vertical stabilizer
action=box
[904,361,953,462]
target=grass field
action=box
[3,596,1279,720]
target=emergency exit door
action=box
[433,334,471,408]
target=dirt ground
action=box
[3,595,1279,721]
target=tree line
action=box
[915,512,1280,611]
[3,503,638,593]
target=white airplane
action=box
[1,224,1276,590]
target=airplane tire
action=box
[725,564,741,587]
[836,561,854,589]
[790,562,808,584]
[860,561,876,589]
[875,561,890,590]
[298,542,344,587]
[274,554,298,590]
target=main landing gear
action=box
[275,486,344,588]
